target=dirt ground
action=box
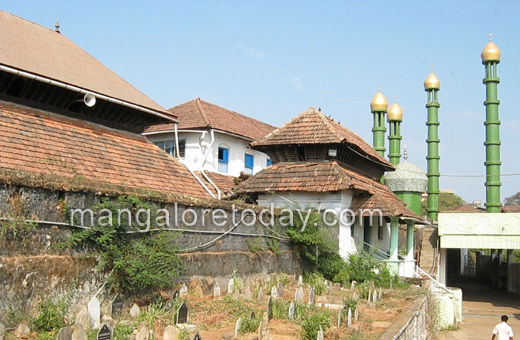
[437,281,520,340]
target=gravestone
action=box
[130,304,140,318]
[288,302,295,319]
[373,290,377,303]
[354,307,359,321]
[337,307,342,328]
[350,280,356,290]
[111,294,123,316]
[228,278,234,294]
[72,323,87,340]
[179,283,188,297]
[347,307,352,326]
[213,282,220,298]
[390,281,393,289]
[176,302,188,324]
[368,290,372,302]
[270,286,278,299]
[257,287,264,302]
[317,327,324,340]
[277,282,284,297]
[135,322,150,340]
[101,316,115,337]
[379,287,383,299]
[267,297,273,321]
[295,286,304,303]
[193,333,202,340]
[257,320,264,340]
[370,281,375,290]
[244,286,252,301]
[298,275,303,286]
[88,297,101,327]
[97,324,111,340]
[76,307,91,330]
[163,325,178,340]
[352,292,359,300]
[308,287,315,305]
[235,317,242,337]
[172,290,180,300]
[57,326,72,340]
[250,311,256,319]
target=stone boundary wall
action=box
[379,296,428,340]
[0,184,301,322]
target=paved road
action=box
[438,282,520,340]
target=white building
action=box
[144,98,276,196]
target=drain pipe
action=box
[199,129,222,199]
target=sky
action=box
[3,1,520,205]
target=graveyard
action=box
[1,272,428,340]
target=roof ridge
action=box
[317,111,345,143]
[195,98,212,128]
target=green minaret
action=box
[370,85,388,158]
[482,34,502,213]
[387,96,403,166]
[425,66,441,221]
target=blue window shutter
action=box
[245,154,254,168]
[267,158,273,166]
[222,148,229,162]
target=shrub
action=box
[301,310,332,340]
[32,299,68,332]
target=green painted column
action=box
[424,68,441,221]
[371,86,388,158]
[389,217,399,260]
[406,222,414,261]
[395,191,423,217]
[387,97,403,166]
[482,35,502,213]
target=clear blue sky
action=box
[3,1,520,205]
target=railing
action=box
[415,266,451,294]
[362,242,406,261]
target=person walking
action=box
[492,315,514,340]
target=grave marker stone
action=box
[350,281,356,290]
[317,327,324,340]
[213,283,220,298]
[235,317,242,337]
[347,307,352,326]
[72,323,87,340]
[257,320,264,340]
[270,286,278,299]
[193,333,202,340]
[295,286,304,303]
[267,297,273,321]
[277,282,284,297]
[368,290,372,302]
[172,290,180,300]
[298,275,303,286]
[373,290,377,303]
[135,322,149,340]
[354,307,359,321]
[130,304,140,318]
[57,326,72,340]
[111,294,123,316]
[97,324,111,340]
[337,307,342,328]
[352,292,359,300]
[244,286,252,301]
[308,287,315,306]
[163,325,178,340]
[288,302,295,319]
[179,284,188,297]
[379,287,383,299]
[176,302,188,324]
[257,287,264,302]
[87,297,101,327]
[228,278,234,294]
[250,311,256,319]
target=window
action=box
[155,139,185,158]
[244,154,254,175]
[267,158,273,167]
[218,147,229,173]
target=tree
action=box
[421,192,466,215]
[504,192,520,206]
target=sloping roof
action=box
[194,171,237,197]
[0,10,169,116]
[252,107,392,167]
[0,101,210,198]
[144,98,276,140]
[234,161,421,220]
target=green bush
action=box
[239,315,262,334]
[301,310,332,340]
[32,299,67,332]
[306,272,327,295]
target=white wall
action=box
[146,129,271,177]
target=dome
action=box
[481,34,501,62]
[387,99,403,121]
[385,161,428,193]
[424,71,441,90]
[370,88,388,112]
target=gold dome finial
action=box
[370,84,388,112]
[481,33,501,62]
[424,65,441,90]
[387,95,403,121]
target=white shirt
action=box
[493,321,514,340]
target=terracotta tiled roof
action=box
[0,10,168,115]
[0,101,210,198]
[251,107,392,167]
[235,161,421,220]
[194,171,237,197]
[501,206,520,213]
[144,98,276,140]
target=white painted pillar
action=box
[439,247,448,285]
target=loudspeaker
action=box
[83,93,96,107]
